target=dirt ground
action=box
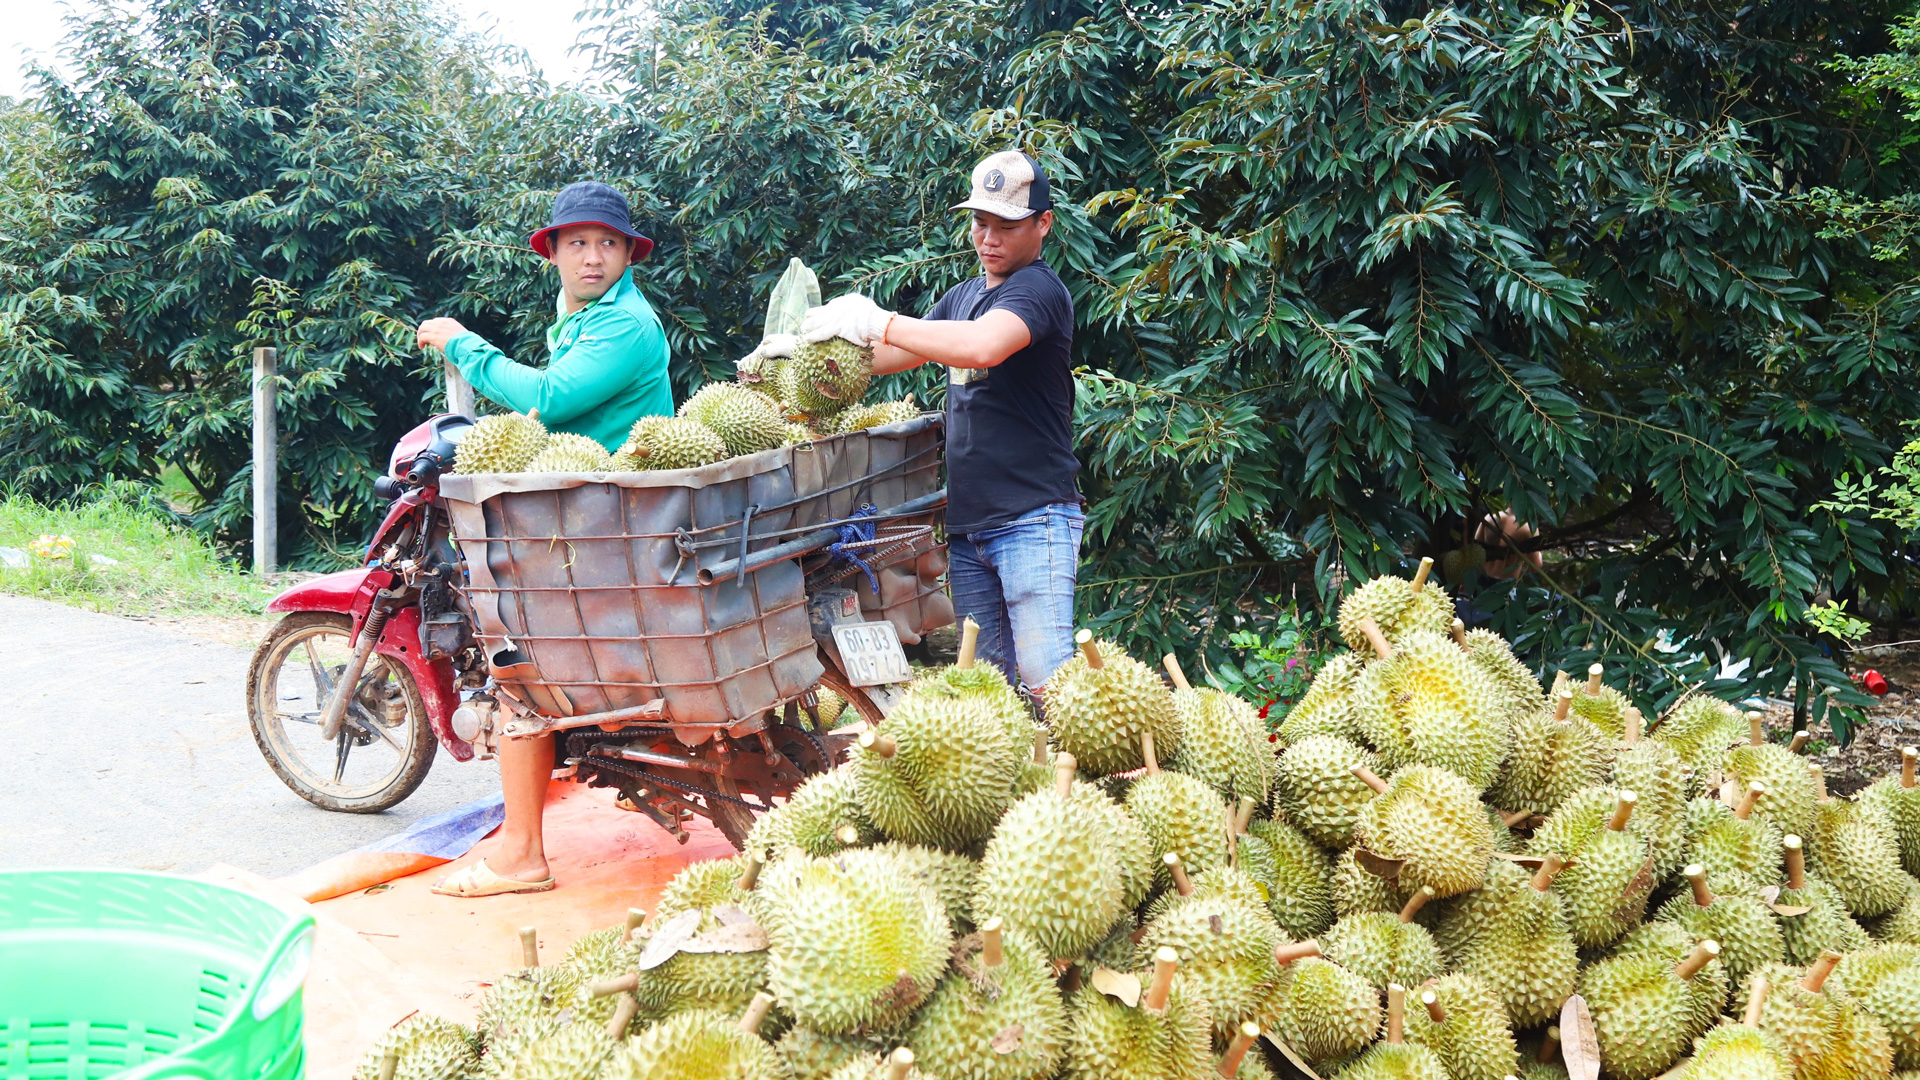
[1797,644,1920,796]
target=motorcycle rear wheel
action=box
[247,611,437,813]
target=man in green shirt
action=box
[416,181,669,896]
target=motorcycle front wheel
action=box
[247,611,437,813]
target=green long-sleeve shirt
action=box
[443,268,673,452]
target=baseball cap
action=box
[951,150,1053,221]
[528,181,655,261]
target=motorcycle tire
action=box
[247,611,437,813]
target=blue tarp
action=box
[356,792,506,860]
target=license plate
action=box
[833,621,914,686]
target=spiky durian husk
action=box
[453,411,548,474]
[524,430,613,472]
[911,661,1035,759]
[1460,629,1544,723]
[810,685,849,726]
[1042,637,1179,775]
[1137,892,1285,1035]
[1279,653,1366,744]
[1484,704,1608,818]
[748,769,879,859]
[763,851,952,1033]
[783,422,817,445]
[617,415,726,470]
[1331,845,1415,919]
[1654,881,1786,988]
[1351,630,1506,790]
[1553,670,1632,741]
[1430,857,1531,962]
[1724,743,1821,836]
[852,685,1020,849]
[1875,881,1920,945]
[481,1020,619,1080]
[832,397,920,434]
[1169,686,1273,805]
[972,783,1127,959]
[1608,921,1734,1037]
[352,1015,480,1080]
[1060,979,1214,1080]
[1274,735,1382,849]
[1241,818,1335,939]
[1330,1041,1450,1080]
[1685,797,1786,885]
[1733,961,1896,1080]
[1401,972,1518,1080]
[1654,697,1749,790]
[1452,881,1581,1029]
[1125,769,1231,890]
[1354,764,1495,898]
[1320,911,1443,990]
[1831,944,1920,1070]
[1336,575,1455,651]
[782,338,873,421]
[1807,797,1911,918]
[605,1008,786,1080]
[474,964,585,1052]
[1526,787,1655,949]
[1780,875,1875,962]
[907,924,1066,1080]
[869,841,978,933]
[1259,956,1381,1066]
[778,1027,885,1080]
[1139,865,1270,926]
[1864,775,1920,877]
[630,932,768,1020]
[1676,1024,1793,1080]
[1613,740,1692,877]
[681,381,789,458]
[1070,784,1156,910]
[1579,951,1723,1080]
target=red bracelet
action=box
[880,313,897,346]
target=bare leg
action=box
[489,733,553,882]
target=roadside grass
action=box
[0,484,278,618]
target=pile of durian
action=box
[356,567,1920,1080]
[450,343,918,475]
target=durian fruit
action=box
[452,409,548,474]
[1430,856,1531,963]
[832,397,921,434]
[748,768,879,858]
[1686,786,1786,885]
[1328,984,1450,1080]
[1676,973,1793,1080]
[821,1048,926,1080]
[783,336,873,421]
[1332,845,1416,919]
[1514,1029,1571,1080]
[474,960,585,1055]
[851,681,1021,850]
[483,1019,619,1079]
[1352,763,1496,898]
[1263,948,1383,1067]
[972,756,1128,959]
[1724,725,1821,837]
[1877,880,1920,944]
[351,1015,480,1080]
[1831,944,1920,1070]
[1451,855,1580,1028]
[1458,623,1546,726]
[763,849,952,1033]
[1350,629,1506,791]
[1611,713,1692,877]
[915,623,1039,757]
[1778,834,1874,963]
[562,924,642,1027]
[1139,857,1267,925]
[906,918,1066,1080]
[1806,766,1912,919]
[1240,816,1336,939]
[778,1026,886,1080]
[1164,654,1272,805]
[1402,973,1518,1080]
[681,381,789,457]
[783,423,817,446]
[1485,691,1608,818]
[1527,787,1655,949]
[1863,748,1920,876]
[1655,864,1786,987]
[524,430,613,473]
[1336,561,1455,651]
[606,995,787,1080]
[1281,652,1366,744]
[1125,734,1231,889]
[1321,886,1444,990]
[1735,953,1896,1080]
[870,841,980,933]
[1060,947,1215,1080]
[630,861,772,1021]
[1275,735,1382,849]
[809,685,849,728]
[1607,921,1733,1038]
[1071,783,1156,911]
[1043,631,1180,775]
[1137,868,1287,1035]
[1653,696,1749,792]
[616,415,726,470]
[1579,939,1727,1080]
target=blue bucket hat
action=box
[528,181,654,261]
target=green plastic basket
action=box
[0,869,314,1079]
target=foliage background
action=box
[7,0,1920,727]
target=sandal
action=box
[430,858,556,897]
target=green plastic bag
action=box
[763,257,821,339]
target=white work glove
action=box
[800,293,894,348]
[736,333,795,380]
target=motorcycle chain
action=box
[578,754,767,812]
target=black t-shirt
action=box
[926,259,1080,534]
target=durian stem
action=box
[526,409,540,422]
[1625,706,1644,745]
[1144,947,1179,1013]
[1274,940,1323,966]
[1499,807,1534,827]
[519,926,539,968]
[1904,747,1917,788]
[1398,885,1436,923]
[1675,940,1721,981]
[1608,790,1638,832]
[1450,618,1467,646]
[1750,711,1766,747]
[862,731,897,759]
[737,853,763,892]
[1386,983,1407,1044]
[624,908,647,940]
[885,1048,916,1080]
[981,917,1005,968]
[1586,663,1604,695]
[1530,853,1566,891]
[591,973,639,997]
[1733,782,1765,821]
[1357,616,1395,660]
[1784,835,1806,890]
[1742,974,1770,1027]
[1163,653,1192,692]
[738,991,775,1035]
[835,823,861,846]
[1141,730,1160,775]
[1787,730,1810,754]
[1538,1027,1561,1064]
[1810,764,1829,802]
[1410,557,1434,593]
[606,993,639,1039]
[1234,796,1256,835]
[1350,764,1390,795]
[1801,950,1841,993]
[1685,865,1714,908]
[1076,629,1102,669]
[377,1052,397,1080]
[1166,852,1195,896]
[1054,753,1077,798]
[1217,1023,1260,1078]
[958,617,979,670]
[1554,691,1573,722]
[1422,989,1447,1025]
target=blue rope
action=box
[826,503,882,594]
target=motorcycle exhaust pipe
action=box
[318,594,399,741]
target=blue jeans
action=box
[947,502,1084,690]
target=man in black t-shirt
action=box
[797,150,1082,691]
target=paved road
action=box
[0,595,499,876]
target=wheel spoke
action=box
[276,712,321,725]
[305,641,334,701]
[333,730,353,783]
